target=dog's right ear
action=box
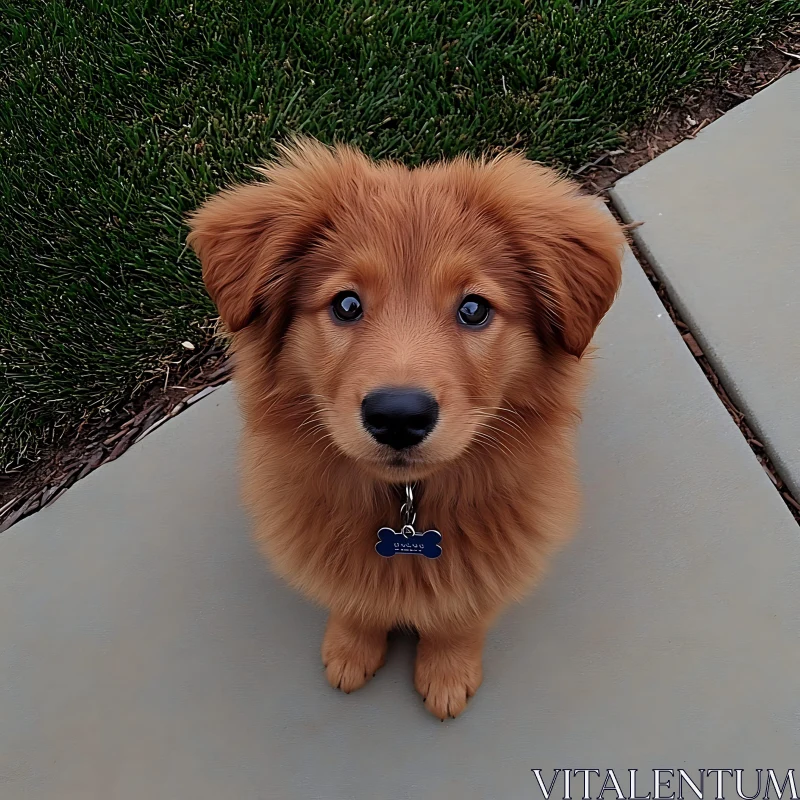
[187,139,366,335]
[187,181,302,333]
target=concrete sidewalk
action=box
[611,68,800,496]
[2,239,799,799]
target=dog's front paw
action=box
[414,635,484,720]
[322,613,387,694]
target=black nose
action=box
[361,388,439,450]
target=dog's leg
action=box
[414,622,487,720]
[322,611,389,694]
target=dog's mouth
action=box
[381,451,422,473]
[387,456,422,476]
[362,446,446,482]
[356,420,473,480]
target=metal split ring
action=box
[400,483,417,528]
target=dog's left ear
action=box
[526,198,624,358]
[480,156,624,358]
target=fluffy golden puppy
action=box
[188,139,623,720]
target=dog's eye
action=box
[457,295,491,327]
[331,291,363,322]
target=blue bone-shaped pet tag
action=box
[375,526,442,559]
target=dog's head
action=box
[188,139,623,481]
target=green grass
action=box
[1,0,797,469]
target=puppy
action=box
[188,139,623,720]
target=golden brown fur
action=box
[187,139,623,719]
